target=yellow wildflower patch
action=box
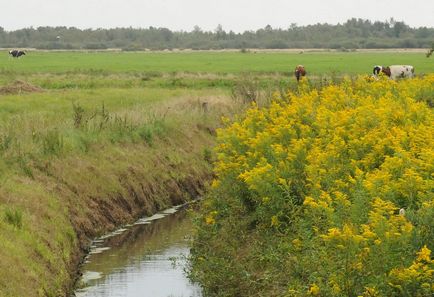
[308,283,320,296]
[196,75,434,296]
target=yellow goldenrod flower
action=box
[308,283,320,296]
[271,215,279,227]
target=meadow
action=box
[0,50,432,296]
[1,50,432,75]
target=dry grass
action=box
[0,80,44,95]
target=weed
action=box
[98,103,110,131]
[42,130,64,155]
[72,103,86,128]
[4,208,23,229]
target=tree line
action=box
[0,18,433,50]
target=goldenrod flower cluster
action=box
[193,75,434,296]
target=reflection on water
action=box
[74,206,202,297]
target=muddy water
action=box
[74,205,202,297]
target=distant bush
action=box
[121,43,144,51]
[35,42,74,49]
[83,43,108,50]
[265,40,289,49]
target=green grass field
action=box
[1,51,432,75]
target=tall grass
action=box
[0,86,231,177]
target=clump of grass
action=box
[97,103,110,131]
[4,208,23,229]
[42,130,64,155]
[135,119,167,145]
[72,103,86,128]
[0,132,14,152]
[18,156,34,178]
[203,148,212,164]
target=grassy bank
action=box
[0,76,236,296]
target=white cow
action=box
[377,65,415,80]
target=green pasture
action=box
[1,51,432,75]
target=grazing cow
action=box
[373,65,383,76]
[9,50,26,58]
[294,65,306,82]
[373,65,414,79]
[385,65,414,79]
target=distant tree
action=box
[215,24,226,40]
[393,21,408,37]
[0,19,432,50]
[193,25,202,33]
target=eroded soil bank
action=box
[0,120,216,297]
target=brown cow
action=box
[294,65,306,82]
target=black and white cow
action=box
[373,65,383,76]
[373,65,414,79]
[9,50,26,58]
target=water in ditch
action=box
[73,205,202,297]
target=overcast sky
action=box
[1,0,433,32]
